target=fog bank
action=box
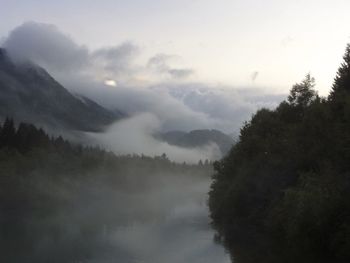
[89,113,221,163]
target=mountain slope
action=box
[0,48,124,131]
[158,129,234,156]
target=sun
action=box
[104,79,117,87]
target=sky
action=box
[1,0,350,95]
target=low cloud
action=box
[1,21,284,160]
[88,113,221,163]
[2,21,140,84]
[3,21,89,71]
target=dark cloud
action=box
[2,21,139,82]
[3,21,89,71]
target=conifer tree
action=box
[329,44,350,101]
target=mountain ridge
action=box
[157,129,234,156]
[0,48,124,132]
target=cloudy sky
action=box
[1,0,349,160]
[1,0,350,95]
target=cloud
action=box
[3,21,89,72]
[1,21,285,160]
[152,83,284,132]
[168,68,194,79]
[148,53,194,79]
[88,113,221,163]
[2,21,140,83]
[147,53,174,68]
[91,42,139,77]
[2,22,193,83]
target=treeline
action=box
[209,44,350,263]
[0,119,211,263]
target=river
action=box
[7,171,231,263]
[98,173,230,263]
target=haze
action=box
[1,1,350,263]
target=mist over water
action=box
[2,161,230,263]
[89,113,222,163]
[102,173,230,263]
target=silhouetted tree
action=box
[329,44,350,101]
[288,73,317,108]
[209,44,350,263]
[0,118,16,148]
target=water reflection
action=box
[101,174,230,263]
[1,172,230,263]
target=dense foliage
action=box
[0,119,211,263]
[209,45,350,262]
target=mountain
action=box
[158,129,235,156]
[0,48,124,132]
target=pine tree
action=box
[329,44,350,101]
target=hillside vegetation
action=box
[209,45,350,262]
[0,118,211,262]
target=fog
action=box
[1,160,230,263]
[89,113,221,163]
[102,173,230,263]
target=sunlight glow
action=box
[104,79,117,87]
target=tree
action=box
[161,153,168,160]
[0,118,16,148]
[329,44,350,101]
[288,73,317,108]
[328,44,350,121]
[209,43,350,263]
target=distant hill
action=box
[158,129,234,156]
[0,48,124,132]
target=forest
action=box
[0,118,212,262]
[209,44,350,262]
